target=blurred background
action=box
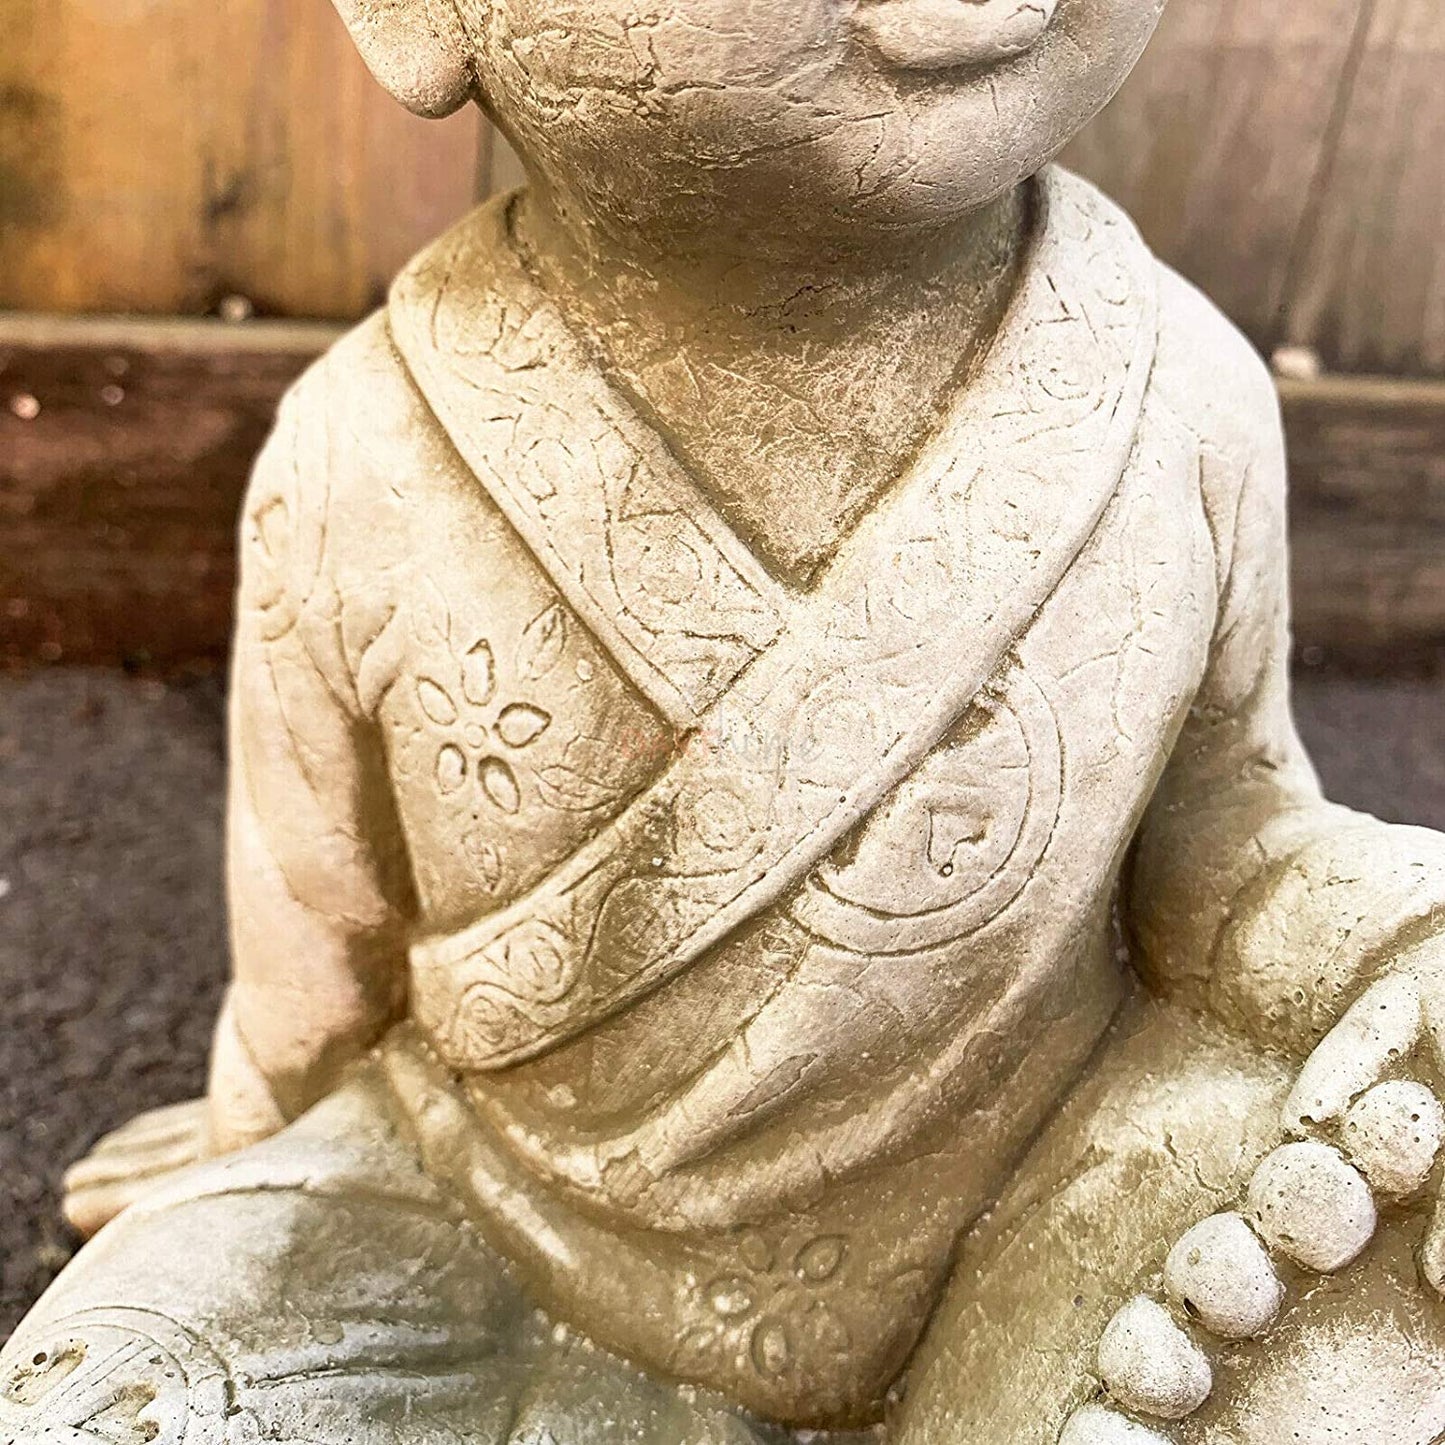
[2,0,1443,1330]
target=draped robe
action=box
[216,168,1445,1426]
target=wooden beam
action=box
[1283,372,1445,672]
[3,316,1444,673]
[0,314,339,670]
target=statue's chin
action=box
[853,0,1061,71]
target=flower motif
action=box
[408,599,568,819]
[675,1232,853,1387]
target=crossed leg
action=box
[0,1070,782,1445]
[893,995,1445,1444]
[15,1001,1445,1445]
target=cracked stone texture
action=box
[2,665,1443,1336]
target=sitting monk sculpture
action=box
[10,1,1445,1440]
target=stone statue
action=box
[8,2,1445,1440]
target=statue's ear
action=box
[331,0,473,119]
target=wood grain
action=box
[1282,0,1445,375]
[1063,0,1373,360]
[2,0,1442,377]
[3,318,1443,673]
[0,0,484,320]
[0,316,340,669]
[1284,372,1445,670]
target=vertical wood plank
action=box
[1283,0,1445,376]
[4,0,1441,366]
[1064,0,1370,355]
[0,0,484,319]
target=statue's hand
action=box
[1060,947,1445,1442]
[1283,940,1445,1283]
[61,1099,212,1238]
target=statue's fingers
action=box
[1416,960,1445,1078]
[62,1136,204,1196]
[1283,972,1423,1133]
[59,1173,178,1239]
[1420,1191,1445,1296]
[61,1181,129,1238]
[62,1129,209,1238]
[84,1099,208,1157]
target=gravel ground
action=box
[1,666,1443,1335]
[0,670,227,1334]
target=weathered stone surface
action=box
[1097,1297,1212,1420]
[1164,1212,1284,1340]
[1059,1403,1173,1444]
[1248,1143,1377,1273]
[1345,1081,1445,1197]
[10,1,1445,1440]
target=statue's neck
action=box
[511,182,1030,586]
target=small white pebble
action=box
[1164,1211,1283,1340]
[9,393,40,421]
[1270,344,1323,381]
[1344,1080,1445,1196]
[1059,1403,1173,1444]
[219,293,254,323]
[1247,1141,1376,1272]
[1097,1296,1211,1421]
[0,878,10,901]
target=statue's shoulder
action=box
[260,308,454,498]
[239,194,534,607]
[1145,261,1289,611]
[1150,260,1283,475]
[250,189,525,525]
[237,311,441,604]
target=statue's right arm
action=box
[63,347,419,1236]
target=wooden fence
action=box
[4,0,1441,373]
[1067,0,1445,378]
[2,0,1444,671]
[0,0,492,319]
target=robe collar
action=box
[393,168,1162,1073]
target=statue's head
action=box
[334,0,1166,254]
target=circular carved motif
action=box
[789,664,1062,954]
[0,1307,234,1445]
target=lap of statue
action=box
[11,997,1445,1445]
[0,1070,788,1445]
[896,995,1445,1445]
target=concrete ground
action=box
[2,666,1444,1336]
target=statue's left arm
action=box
[1127,294,1445,1067]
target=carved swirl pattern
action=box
[391,195,788,730]
[789,662,1062,953]
[0,1308,234,1445]
[397,169,1158,1073]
